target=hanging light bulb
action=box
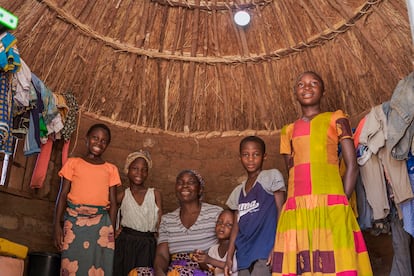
[234,11,251,27]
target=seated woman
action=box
[152,169,223,276]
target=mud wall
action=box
[0,115,284,253]
[0,114,407,276]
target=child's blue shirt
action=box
[226,169,285,270]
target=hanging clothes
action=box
[13,58,31,107]
[31,73,58,131]
[60,92,79,165]
[23,83,42,156]
[355,173,373,230]
[29,90,78,187]
[29,137,53,189]
[60,91,78,142]
[386,72,414,160]
[23,111,40,156]
[357,105,389,220]
[0,72,15,155]
[357,104,413,219]
[401,153,414,237]
[53,93,69,122]
[0,32,21,73]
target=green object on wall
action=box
[0,7,18,30]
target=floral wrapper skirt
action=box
[60,201,115,275]
[128,252,213,276]
[167,252,213,276]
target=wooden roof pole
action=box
[157,6,171,130]
[406,0,414,71]
[406,0,414,46]
[184,0,200,132]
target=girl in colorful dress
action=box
[54,123,121,275]
[272,71,373,275]
[114,150,162,276]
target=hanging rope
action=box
[40,0,383,64]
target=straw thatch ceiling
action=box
[2,0,413,136]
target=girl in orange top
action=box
[54,123,121,276]
[272,72,373,276]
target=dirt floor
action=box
[364,231,414,276]
[365,232,393,276]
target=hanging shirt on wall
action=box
[0,72,15,155]
[401,153,414,237]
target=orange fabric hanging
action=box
[29,138,53,189]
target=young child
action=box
[113,149,162,276]
[53,123,121,275]
[193,209,238,276]
[224,136,285,276]
[272,71,373,275]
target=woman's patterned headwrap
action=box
[124,150,152,174]
[177,169,205,187]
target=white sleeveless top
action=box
[120,187,159,232]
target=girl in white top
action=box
[113,150,162,276]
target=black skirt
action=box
[113,227,157,276]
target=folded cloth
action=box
[14,58,31,106]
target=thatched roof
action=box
[3,0,413,136]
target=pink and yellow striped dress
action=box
[272,110,372,276]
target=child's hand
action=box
[224,259,233,276]
[192,249,208,263]
[267,250,273,266]
[114,227,122,239]
[54,224,64,251]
